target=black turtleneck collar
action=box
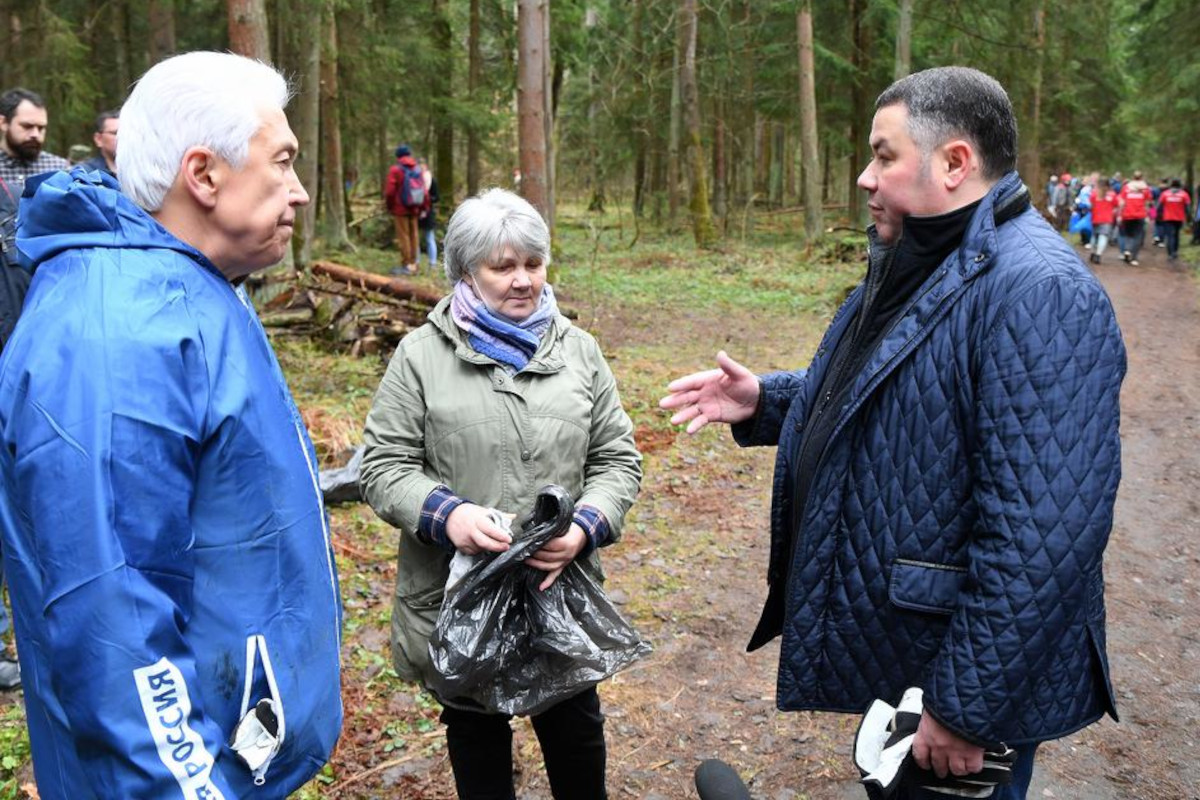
[898,197,983,267]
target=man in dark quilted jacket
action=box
[662,67,1125,799]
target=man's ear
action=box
[940,139,975,191]
[179,146,220,209]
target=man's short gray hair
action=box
[443,188,551,283]
[117,52,291,212]
[875,66,1018,182]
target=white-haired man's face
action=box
[208,107,308,279]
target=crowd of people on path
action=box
[1045,169,1195,265]
[0,55,1127,800]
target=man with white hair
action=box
[0,52,342,799]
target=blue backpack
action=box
[397,165,426,210]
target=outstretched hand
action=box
[659,350,760,434]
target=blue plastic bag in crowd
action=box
[1068,209,1092,235]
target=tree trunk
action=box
[679,0,717,248]
[631,0,647,218]
[585,7,604,212]
[1018,0,1045,187]
[311,261,443,305]
[287,0,321,267]
[738,0,754,207]
[544,11,558,237]
[667,40,682,224]
[713,98,727,227]
[432,0,454,205]
[894,0,912,81]
[319,5,349,248]
[517,0,549,220]
[112,2,131,95]
[755,114,767,195]
[848,0,870,228]
[769,121,784,208]
[227,0,270,61]
[148,0,177,64]
[822,138,831,202]
[797,1,823,242]
[466,0,481,196]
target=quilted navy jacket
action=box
[734,172,1125,746]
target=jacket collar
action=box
[824,172,1031,438]
[866,171,1029,283]
[428,293,570,373]
[950,171,1029,280]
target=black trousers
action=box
[440,687,608,800]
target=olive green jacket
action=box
[360,295,643,688]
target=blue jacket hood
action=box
[17,167,209,271]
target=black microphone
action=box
[694,759,752,800]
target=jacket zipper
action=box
[789,238,898,558]
[785,269,956,601]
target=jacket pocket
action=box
[232,634,286,786]
[391,583,445,683]
[888,558,967,615]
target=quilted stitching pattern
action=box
[759,173,1126,744]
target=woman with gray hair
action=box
[360,188,642,799]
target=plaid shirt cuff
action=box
[419,486,465,551]
[573,505,610,557]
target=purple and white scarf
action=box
[450,279,558,371]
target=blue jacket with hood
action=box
[734,172,1125,747]
[0,169,342,799]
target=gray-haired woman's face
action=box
[467,246,546,321]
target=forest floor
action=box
[1,218,1197,800]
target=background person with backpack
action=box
[385,144,427,275]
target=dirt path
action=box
[296,235,1200,800]
[6,238,1194,800]
[579,240,1200,799]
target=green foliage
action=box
[3,0,1191,246]
[0,704,31,800]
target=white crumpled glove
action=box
[854,687,1017,799]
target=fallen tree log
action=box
[311,261,443,306]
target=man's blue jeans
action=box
[898,743,1038,800]
[1162,221,1182,258]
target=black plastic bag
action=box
[318,445,364,505]
[428,485,652,716]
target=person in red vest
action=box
[1158,178,1192,261]
[1117,170,1152,266]
[1088,178,1119,265]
